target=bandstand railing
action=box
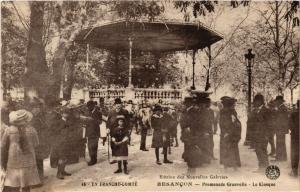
[89,88,126,99]
[89,88,183,102]
[134,88,182,100]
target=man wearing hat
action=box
[196,95,213,165]
[205,98,217,160]
[85,100,102,166]
[273,95,289,161]
[125,100,136,146]
[289,100,299,177]
[180,96,194,162]
[251,94,270,172]
[266,100,276,157]
[138,103,151,151]
[107,98,130,162]
[30,98,51,183]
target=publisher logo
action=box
[265,165,280,180]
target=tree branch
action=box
[11,2,29,32]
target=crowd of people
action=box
[0,91,299,192]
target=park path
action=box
[33,114,299,192]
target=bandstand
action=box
[75,20,223,103]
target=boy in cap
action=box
[151,104,173,165]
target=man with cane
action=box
[86,101,102,166]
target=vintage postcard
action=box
[1,1,299,192]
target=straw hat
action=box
[116,115,125,120]
[9,110,33,125]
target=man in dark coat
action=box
[267,100,276,156]
[125,100,136,145]
[107,98,130,134]
[107,98,130,163]
[200,98,213,164]
[273,95,289,161]
[245,106,256,149]
[162,107,174,154]
[31,99,51,182]
[86,100,102,166]
[289,100,299,177]
[48,106,73,179]
[169,108,179,147]
[139,104,151,151]
[180,96,194,163]
[252,94,270,172]
[205,99,217,160]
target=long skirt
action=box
[112,142,128,161]
[223,139,241,167]
[220,135,226,165]
[151,130,163,148]
[276,133,287,161]
[4,166,40,188]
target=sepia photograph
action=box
[1,1,299,192]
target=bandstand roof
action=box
[75,20,223,52]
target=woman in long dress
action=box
[219,97,241,170]
[1,110,41,192]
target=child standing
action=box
[110,115,129,174]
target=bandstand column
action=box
[191,50,196,90]
[85,43,90,100]
[125,37,135,101]
[128,37,133,88]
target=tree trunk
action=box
[63,45,79,100]
[50,41,67,100]
[24,2,49,104]
[274,2,285,95]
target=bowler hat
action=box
[253,94,264,103]
[275,95,285,102]
[87,100,95,108]
[153,104,162,112]
[163,107,169,112]
[114,98,122,105]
